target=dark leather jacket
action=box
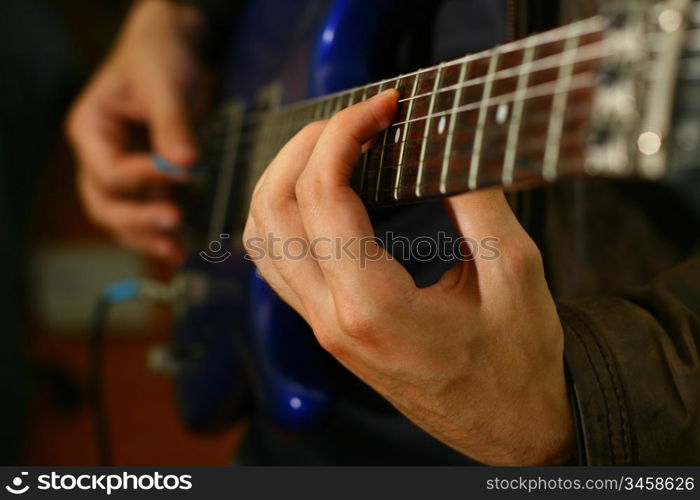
[189,0,700,465]
[520,0,700,466]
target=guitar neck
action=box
[201,1,691,244]
[249,16,607,206]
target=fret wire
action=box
[378,99,592,158]
[502,38,537,187]
[392,38,602,124]
[227,70,596,162]
[217,82,595,202]
[249,118,269,197]
[269,35,603,131]
[236,96,592,156]
[276,16,604,115]
[440,60,469,195]
[208,103,243,242]
[542,30,581,182]
[468,49,501,191]
[415,64,445,198]
[388,65,597,129]
[395,40,603,107]
[233,38,605,139]
[364,73,596,181]
[371,80,398,202]
[335,94,347,113]
[392,74,422,202]
[213,16,606,206]
[384,97,590,160]
[357,85,372,198]
[373,154,585,197]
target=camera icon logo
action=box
[5,472,29,495]
[199,234,232,264]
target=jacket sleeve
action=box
[559,256,700,465]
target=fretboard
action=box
[247,16,607,206]
[195,1,693,248]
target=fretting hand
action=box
[244,89,575,465]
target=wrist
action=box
[519,364,576,465]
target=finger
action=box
[116,229,186,265]
[247,122,330,320]
[80,174,183,237]
[444,189,543,290]
[444,189,522,243]
[69,98,187,193]
[296,90,414,296]
[143,75,198,167]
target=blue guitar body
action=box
[172,0,406,433]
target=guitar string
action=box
[199,16,690,227]
[216,99,594,175]
[203,26,603,147]
[219,68,597,154]
[206,74,590,207]
[275,16,605,114]
[204,10,612,135]
[219,69,597,163]
[204,13,691,169]
[281,14,694,116]
[364,103,592,171]
[201,13,676,204]
[211,5,695,138]
[229,38,606,136]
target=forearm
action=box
[560,256,700,465]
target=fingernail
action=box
[370,88,399,101]
[368,89,399,128]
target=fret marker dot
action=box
[496,103,510,125]
[394,127,402,143]
[659,9,682,33]
[437,116,447,135]
[638,131,662,156]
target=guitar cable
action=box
[89,277,190,466]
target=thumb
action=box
[445,189,525,244]
[145,80,198,167]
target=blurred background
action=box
[0,0,243,465]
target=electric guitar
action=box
[152,0,700,433]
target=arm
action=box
[561,256,700,465]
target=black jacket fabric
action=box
[184,0,700,465]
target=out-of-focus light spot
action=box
[322,28,335,44]
[638,131,662,156]
[659,9,682,33]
